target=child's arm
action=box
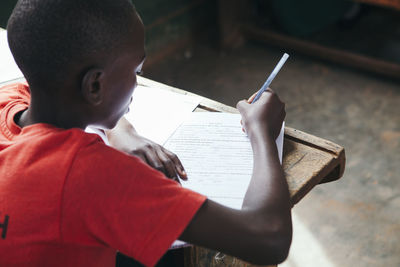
[105,117,187,181]
[179,90,292,265]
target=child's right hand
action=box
[236,89,285,140]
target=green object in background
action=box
[271,0,353,36]
[0,0,17,28]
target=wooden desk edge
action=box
[284,127,346,184]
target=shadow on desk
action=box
[117,251,184,267]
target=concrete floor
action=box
[145,41,400,266]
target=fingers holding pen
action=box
[238,53,288,135]
[246,88,274,104]
[237,88,285,139]
[237,88,280,118]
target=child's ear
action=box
[81,68,105,106]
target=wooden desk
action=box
[138,76,346,267]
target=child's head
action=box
[7,0,145,129]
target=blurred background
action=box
[1,0,399,266]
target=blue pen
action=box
[251,53,289,103]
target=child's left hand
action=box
[105,117,187,183]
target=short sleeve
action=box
[61,141,206,267]
[0,82,30,110]
[0,83,30,140]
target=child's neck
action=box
[17,96,87,130]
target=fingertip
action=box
[247,92,258,103]
[179,169,188,180]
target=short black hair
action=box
[7,0,137,90]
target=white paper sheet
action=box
[0,30,24,83]
[164,112,284,210]
[124,85,201,145]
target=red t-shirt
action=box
[0,83,206,267]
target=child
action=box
[0,0,292,266]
